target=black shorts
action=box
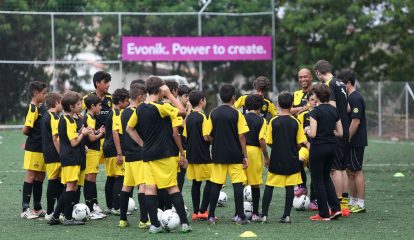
[345,147,365,171]
[332,138,347,171]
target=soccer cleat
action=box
[192,213,199,221]
[251,214,261,222]
[294,187,308,197]
[138,220,151,229]
[181,223,193,233]
[111,208,121,216]
[89,211,104,220]
[32,209,47,218]
[47,216,62,225]
[235,217,250,225]
[21,209,39,219]
[207,217,217,225]
[93,203,103,214]
[103,207,112,214]
[350,205,366,213]
[149,225,165,233]
[341,208,351,217]
[127,211,132,215]
[63,218,85,226]
[118,220,129,228]
[197,211,209,220]
[348,204,357,212]
[279,216,291,223]
[45,213,53,221]
[231,215,240,222]
[309,214,330,221]
[310,201,318,211]
[261,216,268,224]
[329,210,342,220]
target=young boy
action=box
[118,83,150,228]
[261,91,307,224]
[48,91,92,225]
[234,76,277,118]
[206,84,250,225]
[83,94,106,219]
[243,94,269,222]
[41,92,63,220]
[126,76,191,233]
[21,81,47,219]
[103,88,130,215]
[183,90,212,221]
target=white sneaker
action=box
[21,209,39,219]
[127,211,132,215]
[45,213,53,221]
[93,203,103,214]
[89,211,104,220]
[251,214,261,222]
[111,209,121,216]
[32,209,46,218]
[97,212,107,218]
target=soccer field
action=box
[0,130,413,240]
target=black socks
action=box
[283,186,294,217]
[33,180,43,211]
[47,179,64,214]
[191,180,202,213]
[64,191,77,220]
[112,176,123,210]
[262,185,274,217]
[251,187,260,215]
[146,195,160,227]
[208,183,222,218]
[120,191,129,221]
[138,192,148,222]
[105,177,115,209]
[170,192,189,224]
[22,182,33,211]
[200,181,212,213]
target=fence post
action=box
[405,82,409,140]
[118,14,124,86]
[271,0,277,94]
[51,13,56,91]
[378,81,382,137]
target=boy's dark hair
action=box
[219,84,236,103]
[93,71,111,88]
[189,90,205,107]
[45,92,62,109]
[312,83,331,103]
[337,69,356,86]
[84,94,101,110]
[165,80,178,93]
[130,79,145,87]
[178,85,191,96]
[277,91,294,109]
[306,91,315,101]
[62,91,81,112]
[29,81,47,97]
[146,76,165,95]
[253,76,270,93]
[245,94,264,111]
[130,83,146,100]
[314,60,332,74]
[112,88,130,105]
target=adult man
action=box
[313,60,350,216]
[291,68,313,116]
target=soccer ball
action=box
[243,185,252,202]
[72,203,90,221]
[157,208,164,221]
[243,201,253,219]
[172,205,189,217]
[127,197,136,212]
[217,191,227,206]
[160,209,181,231]
[293,195,310,211]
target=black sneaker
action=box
[279,216,291,223]
[47,216,61,225]
[235,217,250,225]
[63,218,85,226]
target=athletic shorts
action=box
[332,138,347,171]
[46,162,61,179]
[124,161,145,187]
[61,165,81,184]
[99,139,105,164]
[244,146,263,185]
[175,155,181,173]
[187,163,212,181]
[346,147,365,171]
[144,157,177,189]
[299,147,310,168]
[78,170,85,186]
[105,156,125,177]
[85,149,101,174]
[23,151,46,172]
[265,172,302,187]
[210,163,247,185]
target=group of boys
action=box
[20,60,367,231]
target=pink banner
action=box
[122,36,272,61]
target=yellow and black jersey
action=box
[58,115,82,167]
[127,102,179,162]
[82,113,100,151]
[74,115,86,170]
[82,92,113,129]
[297,110,310,142]
[244,112,267,147]
[266,115,307,175]
[166,102,187,150]
[121,106,143,162]
[234,95,277,119]
[293,90,312,108]
[326,77,350,138]
[41,112,60,164]
[183,111,212,164]
[103,109,122,158]
[206,105,249,164]
[24,104,43,152]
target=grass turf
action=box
[0,130,413,239]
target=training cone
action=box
[393,172,405,177]
[240,231,257,238]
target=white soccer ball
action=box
[127,197,136,212]
[243,185,252,202]
[160,209,181,231]
[172,205,189,217]
[243,201,253,219]
[217,191,227,206]
[293,195,311,211]
[72,203,90,221]
[157,208,164,221]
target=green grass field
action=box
[0,130,413,239]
